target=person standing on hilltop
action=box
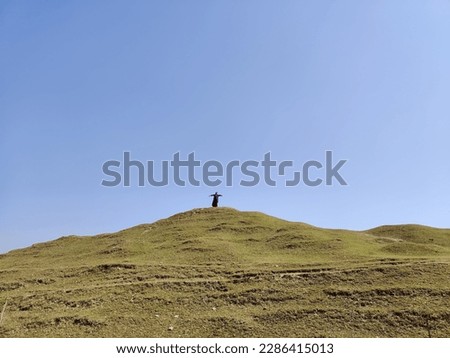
[210,192,222,207]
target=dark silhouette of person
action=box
[210,192,222,207]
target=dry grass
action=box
[0,208,449,337]
[0,300,7,326]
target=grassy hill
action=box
[0,207,449,337]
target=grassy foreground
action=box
[0,207,449,337]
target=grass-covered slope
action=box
[0,208,449,337]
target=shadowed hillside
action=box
[0,208,449,337]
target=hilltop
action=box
[0,207,449,337]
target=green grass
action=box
[0,207,449,337]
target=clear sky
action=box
[1,0,449,253]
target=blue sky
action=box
[1,0,449,253]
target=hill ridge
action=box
[3,207,449,258]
